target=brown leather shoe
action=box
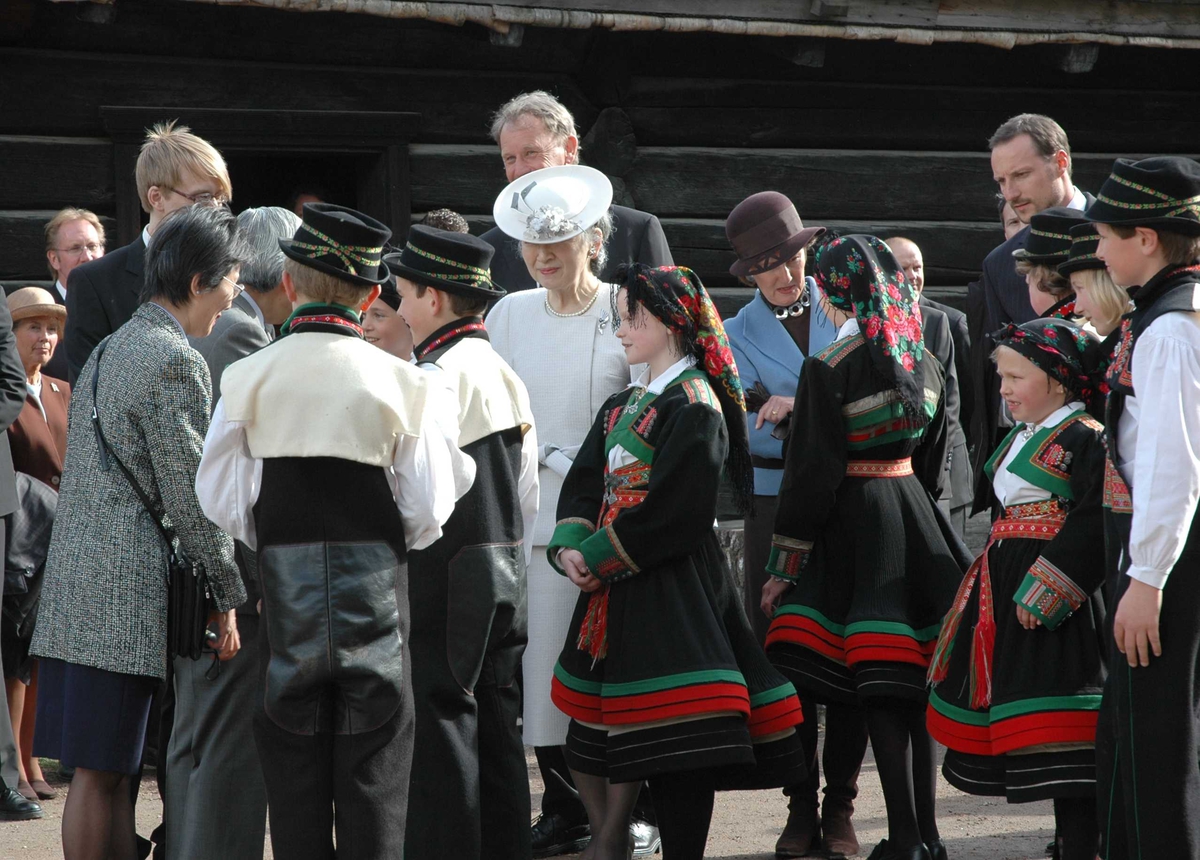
[775,805,820,857]
[821,800,859,858]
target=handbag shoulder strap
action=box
[90,341,176,551]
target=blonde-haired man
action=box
[63,120,231,381]
[43,207,106,379]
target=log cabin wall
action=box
[3,0,1199,313]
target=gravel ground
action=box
[5,516,1049,858]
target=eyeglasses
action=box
[166,187,228,205]
[54,243,104,256]
[221,275,246,295]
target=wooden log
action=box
[410,143,1146,223]
[622,77,1200,152]
[0,211,117,281]
[0,48,596,143]
[0,136,113,210]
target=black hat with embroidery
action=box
[384,225,505,299]
[1085,156,1200,237]
[1012,207,1088,265]
[1057,222,1105,277]
[279,203,392,288]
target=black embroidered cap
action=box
[279,203,392,287]
[1057,222,1105,277]
[1084,156,1200,237]
[384,225,505,299]
[1012,207,1088,265]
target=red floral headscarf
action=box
[616,264,754,514]
[814,235,930,424]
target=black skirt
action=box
[33,657,157,774]
[767,471,966,705]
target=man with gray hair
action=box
[165,205,299,860]
[480,90,673,294]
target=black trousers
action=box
[1097,553,1200,860]
[744,494,870,813]
[408,629,531,859]
[254,701,413,860]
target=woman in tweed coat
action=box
[31,204,249,860]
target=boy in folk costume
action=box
[196,205,474,860]
[1084,157,1200,860]
[384,227,539,860]
[927,318,1107,860]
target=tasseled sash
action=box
[928,500,1065,709]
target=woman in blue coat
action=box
[724,193,868,859]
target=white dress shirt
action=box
[991,403,1085,508]
[196,375,474,553]
[1116,310,1200,589]
[55,281,66,302]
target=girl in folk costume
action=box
[927,318,1106,860]
[548,264,806,860]
[762,235,969,860]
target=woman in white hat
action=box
[2,287,70,803]
[487,165,652,854]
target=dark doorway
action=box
[225,152,360,216]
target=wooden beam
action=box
[0,136,112,210]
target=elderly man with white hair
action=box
[166,205,300,860]
[480,90,674,295]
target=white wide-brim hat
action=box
[492,164,614,244]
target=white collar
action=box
[836,316,860,340]
[141,225,152,248]
[628,354,698,395]
[1021,401,1084,436]
[240,291,268,331]
[55,280,66,301]
[1067,186,1086,211]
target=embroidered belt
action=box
[929,501,1065,709]
[1103,455,1132,513]
[599,462,650,525]
[846,457,912,478]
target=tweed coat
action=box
[31,302,244,681]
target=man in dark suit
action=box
[973,114,1094,512]
[43,208,107,382]
[64,121,232,382]
[480,91,673,294]
[888,237,973,536]
[166,207,296,860]
[0,295,46,820]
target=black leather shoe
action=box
[926,838,948,860]
[531,812,591,858]
[0,785,43,820]
[867,841,933,860]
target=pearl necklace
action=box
[545,286,601,319]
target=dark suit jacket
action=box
[0,299,30,517]
[64,235,145,383]
[41,287,70,383]
[8,376,69,490]
[922,297,973,513]
[188,292,272,616]
[480,204,674,293]
[919,303,966,507]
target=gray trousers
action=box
[165,613,268,860]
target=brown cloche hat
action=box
[7,287,66,326]
[726,191,825,278]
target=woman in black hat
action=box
[722,192,864,859]
[762,236,969,860]
[928,318,1106,860]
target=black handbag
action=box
[91,342,212,661]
